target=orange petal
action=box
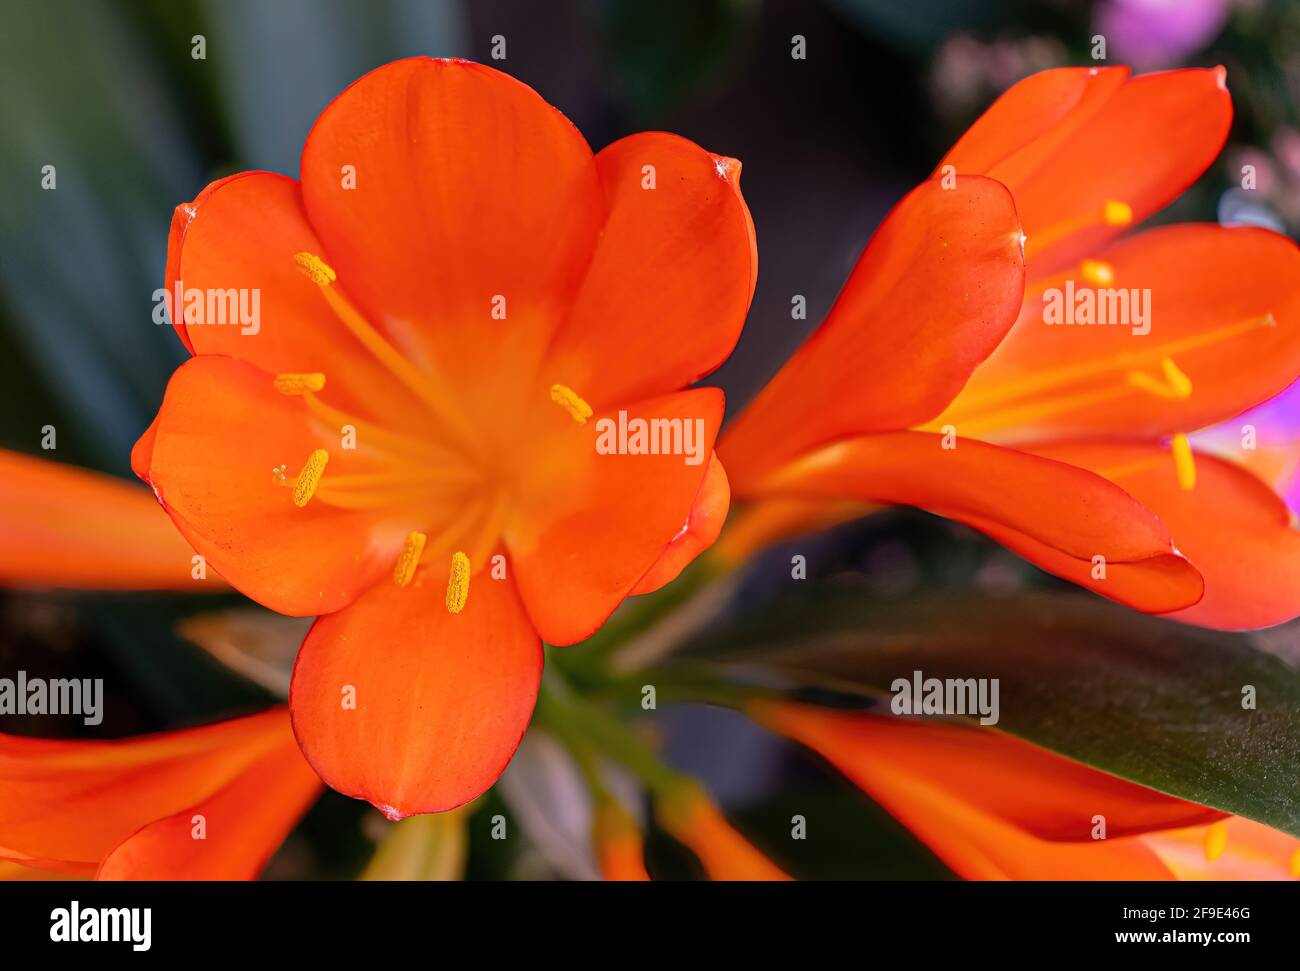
[755,703,1220,879]
[136,355,405,616]
[629,452,730,597]
[756,431,1204,613]
[510,388,724,645]
[0,709,299,874]
[289,568,542,817]
[300,57,603,412]
[592,799,651,881]
[944,67,1231,274]
[544,133,756,410]
[720,176,1025,490]
[657,784,790,880]
[97,732,320,880]
[1034,440,1300,629]
[0,449,219,591]
[942,224,1300,440]
[164,171,422,423]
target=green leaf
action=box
[683,588,1300,837]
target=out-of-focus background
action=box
[1,0,1297,878]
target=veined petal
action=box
[510,388,724,645]
[755,431,1204,613]
[544,133,756,410]
[755,703,1221,879]
[289,569,542,817]
[720,176,1025,491]
[164,171,422,423]
[942,224,1300,441]
[136,356,406,616]
[0,709,297,875]
[300,57,603,413]
[943,67,1232,274]
[1033,441,1300,630]
[0,449,219,591]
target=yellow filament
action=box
[1203,820,1229,862]
[293,252,336,286]
[1127,357,1193,400]
[1170,433,1196,491]
[550,384,593,423]
[1079,259,1114,286]
[292,449,329,507]
[274,372,326,395]
[292,252,481,455]
[1024,200,1131,258]
[953,314,1275,416]
[445,551,471,614]
[393,531,427,588]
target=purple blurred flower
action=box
[1095,0,1230,68]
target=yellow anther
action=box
[1128,357,1193,400]
[293,252,336,287]
[1103,200,1133,226]
[1203,820,1229,862]
[1079,259,1114,286]
[1170,433,1197,492]
[292,449,329,507]
[1290,847,1300,878]
[274,372,326,395]
[550,383,593,424]
[445,551,470,614]
[393,530,427,588]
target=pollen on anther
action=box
[292,449,329,507]
[293,252,336,287]
[393,530,427,588]
[1203,820,1229,862]
[1103,200,1133,226]
[550,383,593,424]
[446,551,471,614]
[274,372,326,395]
[1170,433,1196,492]
[1079,259,1114,286]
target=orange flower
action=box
[0,707,319,880]
[720,66,1300,630]
[131,58,755,816]
[655,782,790,880]
[591,798,650,881]
[754,701,1298,881]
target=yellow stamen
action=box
[445,551,470,614]
[550,383,593,424]
[1079,259,1115,286]
[1103,200,1133,226]
[293,252,336,287]
[1170,433,1196,491]
[292,449,329,507]
[1289,847,1300,878]
[274,372,326,395]
[1203,820,1229,862]
[1127,357,1193,400]
[393,530,427,588]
